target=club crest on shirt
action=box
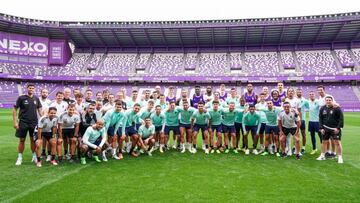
[330,110,333,114]
[24,100,29,105]
[323,110,327,114]
[34,100,37,105]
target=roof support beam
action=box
[296,24,304,43]
[177,29,184,47]
[143,29,152,46]
[110,29,122,47]
[314,23,324,43]
[78,29,93,46]
[211,28,215,48]
[160,29,169,48]
[93,29,107,46]
[228,27,232,45]
[126,29,137,47]
[244,26,249,46]
[278,25,286,44]
[261,26,267,45]
[332,22,347,42]
[194,28,199,48]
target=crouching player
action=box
[278,102,301,160]
[137,117,156,156]
[34,107,58,167]
[80,119,108,164]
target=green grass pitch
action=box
[0,109,359,202]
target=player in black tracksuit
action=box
[317,96,344,163]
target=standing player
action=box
[308,91,321,154]
[161,101,181,153]
[192,85,205,109]
[156,94,168,110]
[84,89,95,108]
[208,100,223,153]
[39,88,52,158]
[13,84,42,166]
[191,102,211,154]
[63,88,75,104]
[255,93,268,154]
[150,105,166,151]
[101,93,115,113]
[58,105,81,162]
[277,82,287,101]
[225,88,240,107]
[296,88,308,154]
[122,104,142,157]
[242,104,261,155]
[74,93,86,114]
[258,101,282,156]
[278,102,301,160]
[317,96,344,164]
[219,84,228,102]
[34,107,58,167]
[50,92,68,117]
[166,86,177,103]
[244,84,258,105]
[261,86,271,101]
[137,117,156,156]
[80,119,107,165]
[271,90,282,107]
[178,101,196,153]
[222,102,243,154]
[102,101,126,160]
[204,86,213,104]
[126,90,140,109]
[284,87,301,156]
[176,89,191,107]
[79,104,97,158]
[234,98,246,150]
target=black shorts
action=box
[33,132,55,141]
[259,123,266,134]
[222,124,236,134]
[245,125,258,135]
[62,129,75,138]
[164,125,180,135]
[308,121,319,132]
[211,125,222,133]
[116,127,123,137]
[107,125,116,137]
[265,125,279,135]
[300,120,306,131]
[15,121,36,138]
[323,129,342,141]
[193,124,208,132]
[234,122,243,135]
[125,126,138,137]
[282,127,297,136]
[88,136,102,150]
[155,126,162,133]
[179,123,191,130]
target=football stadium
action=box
[1,1,360,202]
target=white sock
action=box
[18,153,23,159]
[338,155,342,159]
[32,152,36,157]
[302,146,305,150]
[320,153,325,157]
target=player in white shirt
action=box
[204,86,213,104]
[50,92,68,117]
[33,107,58,167]
[74,93,86,114]
[101,93,115,114]
[284,87,301,155]
[39,88,52,158]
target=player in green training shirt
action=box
[80,119,108,165]
[255,93,268,154]
[102,101,126,160]
[150,105,165,151]
[257,100,282,156]
[191,102,211,154]
[137,117,156,156]
[161,101,180,153]
[242,104,261,155]
[121,103,142,158]
[208,100,223,153]
[308,91,321,154]
[296,88,308,154]
[178,101,196,153]
[235,97,246,150]
[222,102,244,154]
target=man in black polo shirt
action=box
[317,96,344,164]
[13,84,42,166]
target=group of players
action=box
[12,82,344,167]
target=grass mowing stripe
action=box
[4,164,92,203]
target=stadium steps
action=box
[331,50,344,71]
[144,54,153,73]
[195,53,200,74]
[277,51,285,72]
[352,86,360,102]
[240,52,246,73]
[17,83,22,96]
[292,51,301,72]
[348,49,360,71]
[226,53,231,73]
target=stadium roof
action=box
[1,12,360,51]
